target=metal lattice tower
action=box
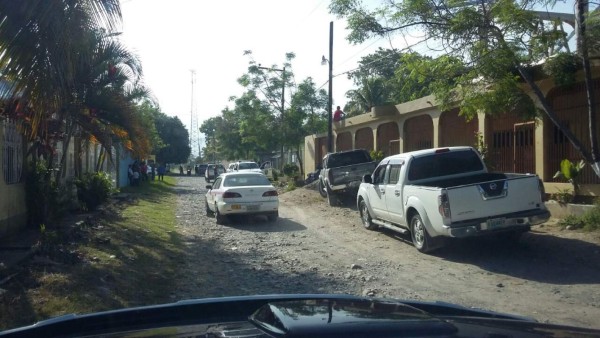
[189,70,200,159]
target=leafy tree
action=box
[200,52,328,169]
[348,48,404,82]
[344,49,443,116]
[330,0,600,177]
[200,116,224,162]
[289,78,328,173]
[154,113,190,164]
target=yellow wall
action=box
[304,70,600,196]
[0,125,27,237]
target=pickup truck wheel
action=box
[205,200,214,216]
[327,191,339,206]
[318,180,327,198]
[359,199,377,230]
[410,214,433,253]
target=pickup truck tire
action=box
[410,214,433,253]
[318,179,327,198]
[359,199,377,230]
[327,191,339,206]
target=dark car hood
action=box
[1,294,599,337]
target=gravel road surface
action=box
[172,176,600,329]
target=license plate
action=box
[231,205,241,210]
[488,218,505,229]
[246,205,259,211]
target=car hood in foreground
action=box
[1,294,599,337]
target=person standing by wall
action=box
[157,163,166,181]
[333,106,344,122]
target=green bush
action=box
[26,161,81,226]
[75,171,115,211]
[558,202,600,231]
[558,214,583,230]
[370,150,384,162]
[25,161,55,226]
[272,170,279,181]
[285,180,297,192]
[283,163,299,177]
[580,203,600,231]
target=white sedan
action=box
[205,172,279,224]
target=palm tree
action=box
[343,77,391,117]
[0,1,153,180]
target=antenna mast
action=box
[189,70,200,160]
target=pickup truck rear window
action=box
[408,150,484,181]
[327,151,370,168]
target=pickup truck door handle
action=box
[394,190,400,196]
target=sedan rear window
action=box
[238,162,259,170]
[223,175,271,187]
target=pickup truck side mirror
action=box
[206,185,212,190]
[362,174,372,184]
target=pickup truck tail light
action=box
[262,190,278,197]
[223,192,242,198]
[438,192,451,219]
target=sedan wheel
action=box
[205,200,214,216]
[267,211,278,222]
[359,199,377,230]
[215,204,227,225]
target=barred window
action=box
[2,120,23,184]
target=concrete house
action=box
[305,73,600,196]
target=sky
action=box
[119,0,578,155]
[120,0,399,153]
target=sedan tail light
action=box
[223,192,242,198]
[262,190,278,197]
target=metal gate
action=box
[513,122,536,174]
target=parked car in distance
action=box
[198,164,208,176]
[260,161,277,179]
[357,146,550,253]
[205,164,226,183]
[235,161,262,173]
[205,172,279,224]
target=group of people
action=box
[128,161,167,186]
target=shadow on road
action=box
[176,230,351,301]
[224,216,307,233]
[378,226,600,285]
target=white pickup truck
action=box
[357,146,550,253]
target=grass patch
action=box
[558,202,600,231]
[0,176,183,330]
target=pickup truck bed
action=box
[319,149,377,206]
[416,172,508,188]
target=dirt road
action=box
[173,176,600,329]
